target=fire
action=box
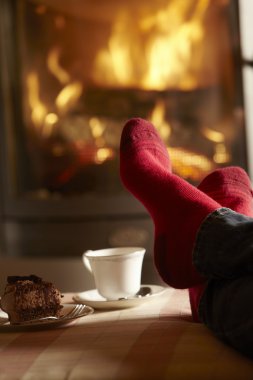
[26,49,83,135]
[169,146,214,181]
[95,148,115,164]
[202,126,230,164]
[141,0,209,90]
[55,82,83,115]
[89,117,106,140]
[47,47,83,115]
[202,126,225,143]
[149,100,215,180]
[93,0,212,90]
[47,47,70,84]
[213,143,231,164]
[150,100,171,141]
[93,11,135,87]
[27,72,48,129]
[24,0,234,187]
[43,113,59,137]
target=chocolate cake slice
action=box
[0,275,63,324]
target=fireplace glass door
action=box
[0,0,248,259]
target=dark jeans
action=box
[193,208,253,358]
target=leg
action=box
[190,167,253,321]
[120,118,221,288]
[120,118,253,357]
[199,275,253,358]
[193,209,253,357]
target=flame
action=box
[93,11,135,87]
[202,126,230,164]
[27,72,48,129]
[149,100,214,182]
[55,81,83,115]
[169,146,214,181]
[141,0,209,89]
[213,143,230,164]
[93,0,211,90]
[202,126,225,143]
[142,22,203,90]
[95,148,115,164]
[48,47,83,116]
[43,113,59,137]
[47,47,70,84]
[89,117,106,139]
[150,100,171,141]
[27,71,83,136]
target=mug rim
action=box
[83,247,146,259]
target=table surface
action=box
[0,287,253,380]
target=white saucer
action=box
[0,304,94,330]
[73,284,166,310]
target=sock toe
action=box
[198,167,252,195]
[120,118,171,170]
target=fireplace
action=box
[0,0,250,282]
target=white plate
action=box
[73,284,166,310]
[0,303,94,330]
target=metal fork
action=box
[19,304,84,325]
[62,304,84,320]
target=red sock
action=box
[198,166,253,216]
[189,166,253,322]
[120,118,221,289]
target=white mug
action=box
[82,247,146,300]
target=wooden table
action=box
[0,288,253,380]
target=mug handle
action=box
[83,250,93,273]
